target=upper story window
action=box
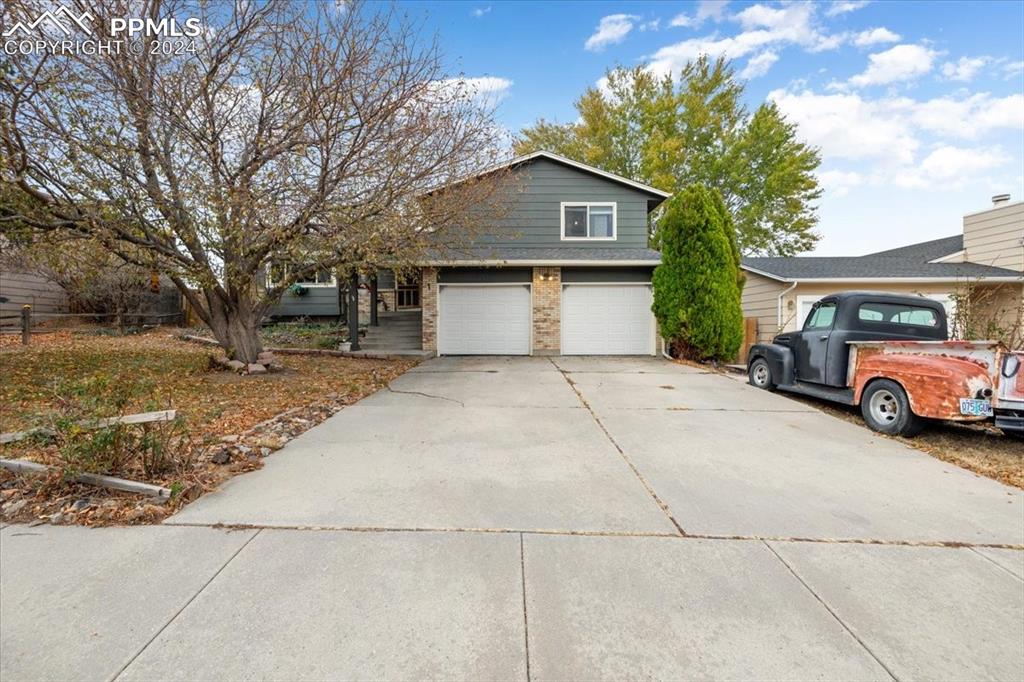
[561,202,616,240]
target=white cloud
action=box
[650,2,845,76]
[740,51,779,79]
[772,88,1023,161]
[585,13,639,52]
[669,1,729,29]
[668,13,693,28]
[471,6,490,18]
[852,27,900,47]
[941,56,989,82]
[770,88,920,163]
[640,19,660,32]
[817,170,865,197]
[770,85,1022,194]
[1004,61,1024,80]
[825,0,871,17]
[697,0,730,23]
[895,145,1009,188]
[848,44,937,87]
[910,93,1024,138]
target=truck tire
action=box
[748,358,776,391]
[861,379,924,437]
[1001,428,1024,441]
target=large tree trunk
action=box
[204,291,265,364]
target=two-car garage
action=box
[436,267,655,356]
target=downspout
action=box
[777,280,798,335]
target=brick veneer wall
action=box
[421,267,438,353]
[532,266,561,354]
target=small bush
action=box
[38,376,198,479]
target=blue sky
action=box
[394,0,1024,256]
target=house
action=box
[741,196,1024,343]
[270,151,670,355]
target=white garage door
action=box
[562,284,654,355]
[438,285,531,355]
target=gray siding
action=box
[0,268,68,324]
[466,158,655,250]
[561,266,654,283]
[271,286,340,317]
[438,267,532,283]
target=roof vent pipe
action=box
[992,193,1011,206]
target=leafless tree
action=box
[1,0,509,361]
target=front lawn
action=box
[0,329,415,524]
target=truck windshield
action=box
[858,303,939,327]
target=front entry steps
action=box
[358,310,424,353]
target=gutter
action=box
[778,281,799,333]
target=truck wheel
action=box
[861,380,924,437]
[748,358,776,391]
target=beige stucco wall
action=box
[963,200,1024,271]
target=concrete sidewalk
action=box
[2,356,1022,680]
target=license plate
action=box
[959,398,993,417]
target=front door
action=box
[396,276,420,309]
[795,300,837,384]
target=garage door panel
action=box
[562,285,653,355]
[439,286,531,355]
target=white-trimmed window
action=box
[266,262,336,288]
[561,202,616,240]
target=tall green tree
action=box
[652,184,744,361]
[515,58,822,256]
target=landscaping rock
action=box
[258,351,276,364]
[260,447,271,457]
[210,450,231,465]
[236,444,252,455]
[70,499,91,513]
[3,499,27,514]
[227,360,246,371]
[220,434,240,443]
[247,363,267,374]
[48,512,65,524]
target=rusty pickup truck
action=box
[746,291,1024,438]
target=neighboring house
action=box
[0,267,68,326]
[276,151,670,354]
[741,196,1024,343]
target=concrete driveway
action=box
[2,356,1022,681]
